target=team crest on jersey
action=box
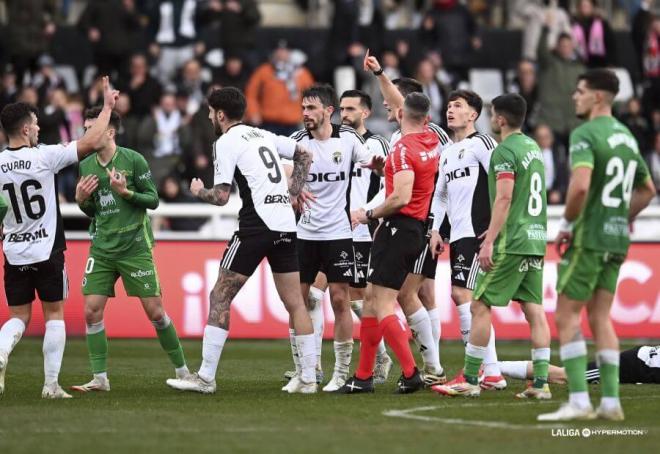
[340,250,349,259]
[458,149,465,160]
[98,189,116,208]
[332,151,343,165]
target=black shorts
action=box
[350,241,371,289]
[449,237,481,290]
[411,245,437,280]
[586,347,660,384]
[221,231,299,276]
[4,250,68,306]
[368,215,425,291]
[298,238,354,284]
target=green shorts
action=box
[556,246,624,302]
[473,253,544,307]
[82,250,161,298]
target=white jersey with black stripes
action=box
[291,124,375,241]
[431,132,498,243]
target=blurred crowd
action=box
[0,0,658,232]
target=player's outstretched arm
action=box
[363,50,404,113]
[289,145,313,197]
[368,170,414,220]
[77,76,119,160]
[191,179,231,206]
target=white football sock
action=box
[333,341,353,378]
[498,361,529,380]
[0,317,26,354]
[198,325,228,383]
[350,299,363,318]
[43,320,66,386]
[407,307,440,372]
[483,325,501,376]
[376,339,387,357]
[308,286,325,364]
[426,307,441,362]
[295,333,316,384]
[456,302,472,345]
[288,328,300,373]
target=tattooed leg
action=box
[208,269,249,330]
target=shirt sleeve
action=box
[38,141,79,172]
[214,137,239,186]
[390,143,415,174]
[367,136,390,157]
[473,135,496,172]
[490,145,517,180]
[0,193,7,224]
[264,130,297,160]
[633,152,652,189]
[568,128,595,169]
[126,153,159,210]
[351,135,375,165]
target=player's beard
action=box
[304,115,322,131]
[341,118,359,130]
[212,118,222,136]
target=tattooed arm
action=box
[190,179,231,206]
[289,145,312,197]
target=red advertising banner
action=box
[1,240,659,339]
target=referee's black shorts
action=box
[367,215,425,291]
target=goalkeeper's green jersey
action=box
[489,132,547,256]
[78,146,159,259]
[568,116,651,255]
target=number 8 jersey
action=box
[213,124,297,234]
[568,116,651,254]
[0,142,78,265]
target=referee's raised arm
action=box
[363,50,404,114]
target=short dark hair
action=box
[340,89,372,110]
[302,84,338,109]
[448,89,483,117]
[0,102,38,137]
[557,32,573,42]
[392,77,423,97]
[578,68,619,96]
[492,93,527,129]
[403,92,431,122]
[207,87,247,121]
[83,107,122,131]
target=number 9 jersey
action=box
[213,124,297,234]
[0,142,78,265]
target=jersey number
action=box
[258,147,282,184]
[602,157,637,208]
[527,172,543,217]
[2,180,46,224]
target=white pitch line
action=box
[383,394,660,431]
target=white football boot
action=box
[166,372,216,394]
[70,375,111,392]
[0,349,8,395]
[282,373,301,392]
[322,373,347,392]
[538,402,596,421]
[596,403,625,421]
[42,383,73,399]
[286,378,317,394]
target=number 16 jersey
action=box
[0,142,78,265]
[213,124,297,235]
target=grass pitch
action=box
[0,339,658,454]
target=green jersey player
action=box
[539,69,655,422]
[71,107,189,393]
[433,94,552,400]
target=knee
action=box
[84,306,103,325]
[146,305,165,322]
[330,293,349,312]
[451,288,469,305]
[470,300,489,318]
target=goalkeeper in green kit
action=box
[71,107,190,392]
[539,69,655,422]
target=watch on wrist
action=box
[366,209,375,220]
[372,67,384,76]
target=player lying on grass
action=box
[433,94,552,400]
[499,344,660,385]
[71,107,190,392]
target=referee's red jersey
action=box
[385,130,440,221]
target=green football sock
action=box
[560,341,588,394]
[86,329,108,374]
[155,320,186,369]
[464,343,486,385]
[532,347,550,388]
[598,350,620,398]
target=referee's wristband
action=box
[558,217,574,232]
[372,67,384,76]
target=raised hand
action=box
[190,178,205,197]
[363,49,382,73]
[102,76,120,110]
[75,175,99,204]
[107,167,129,197]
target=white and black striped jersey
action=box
[431,132,497,242]
[389,122,452,151]
[214,124,298,234]
[291,124,375,241]
[0,142,78,265]
[351,131,389,242]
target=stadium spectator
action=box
[114,93,140,150]
[4,0,57,86]
[146,0,204,85]
[534,123,568,204]
[621,97,652,156]
[571,0,616,68]
[31,55,65,108]
[213,53,249,91]
[16,86,39,107]
[77,0,143,83]
[509,59,540,132]
[419,0,481,81]
[156,175,206,231]
[0,68,19,112]
[415,58,448,125]
[195,0,261,60]
[176,59,209,116]
[85,76,106,108]
[119,54,163,119]
[510,0,572,61]
[245,42,314,136]
[137,92,183,188]
[536,29,585,147]
[637,14,659,121]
